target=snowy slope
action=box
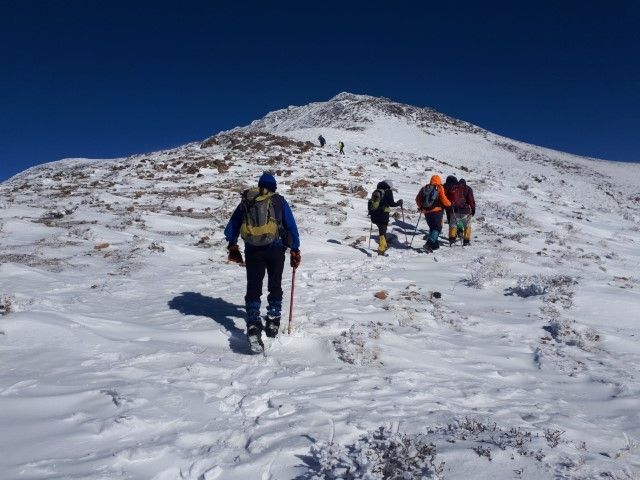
[1,93,639,479]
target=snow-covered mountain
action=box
[241,92,484,135]
[1,93,639,479]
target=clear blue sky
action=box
[1,0,639,180]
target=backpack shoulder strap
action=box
[270,193,284,214]
[242,187,260,202]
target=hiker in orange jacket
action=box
[415,175,451,251]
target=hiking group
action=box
[225,171,475,353]
[368,174,475,255]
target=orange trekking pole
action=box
[287,267,297,334]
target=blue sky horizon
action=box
[1,0,639,181]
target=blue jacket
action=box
[224,193,300,251]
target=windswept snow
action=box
[1,94,640,479]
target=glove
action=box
[227,244,244,264]
[290,249,301,269]
[397,199,404,207]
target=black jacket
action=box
[371,181,401,225]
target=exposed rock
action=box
[374,291,388,300]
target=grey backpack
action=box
[422,185,439,209]
[240,188,279,246]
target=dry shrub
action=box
[333,322,381,366]
[303,427,443,480]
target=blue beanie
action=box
[258,172,277,191]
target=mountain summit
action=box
[241,91,483,135]
[1,94,639,479]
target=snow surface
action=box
[1,93,640,479]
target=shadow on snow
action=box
[326,238,373,257]
[168,292,251,355]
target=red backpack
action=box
[448,183,468,210]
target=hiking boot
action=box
[449,237,456,246]
[247,323,264,354]
[265,315,281,338]
[463,239,471,246]
[378,234,388,255]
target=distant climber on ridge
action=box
[368,180,403,256]
[318,135,326,147]
[224,172,301,354]
[415,175,451,252]
[338,141,345,155]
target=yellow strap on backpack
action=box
[241,220,278,237]
[240,189,279,244]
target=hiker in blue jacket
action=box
[224,172,301,353]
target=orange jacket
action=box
[415,175,451,213]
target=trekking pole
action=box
[409,211,422,248]
[450,208,456,248]
[287,267,297,334]
[400,205,408,245]
[367,220,373,249]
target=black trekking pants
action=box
[425,210,444,231]
[245,246,285,304]
[425,210,444,245]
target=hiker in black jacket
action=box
[368,180,403,255]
